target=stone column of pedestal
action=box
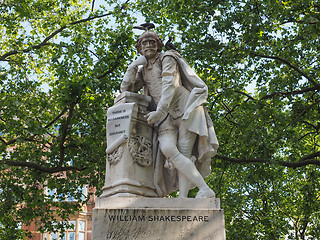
[100,91,157,198]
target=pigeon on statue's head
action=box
[133,23,155,31]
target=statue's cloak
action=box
[153,50,219,197]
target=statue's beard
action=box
[143,49,157,58]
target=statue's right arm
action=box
[120,56,147,93]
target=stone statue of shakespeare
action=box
[120,30,219,198]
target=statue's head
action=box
[135,31,164,59]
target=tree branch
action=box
[254,0,263,25]
[302,121,320,131]
[91,0,96,12]
[96,67,116,79]
[3,160,85,173]
[288,99,320,127]
[299,215,310,239]
[0,136,12,145]
[215,155,266,164]
[59,102,76,166]
[299,151,320,162]
[234,90,256,100]
[0,12,114,61]
[278,159,320,168]
[215,152,320,168]
[44,106,68,129]
[252,53,320,87]
[260,86,320,100]
[209,91,223,110]
[0,136,41,146]
[298,132,314,141]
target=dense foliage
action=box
[0,0,136,238]
[1,0,319,239]
[137,0,320,239]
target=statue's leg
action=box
[158,133,215,198]
[176,124,197,198]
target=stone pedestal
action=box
[92,197,226,240]
[94,91,226,240]
[101,92,157,198]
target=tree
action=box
[0,0,136,238]
[136,0,320,239]
[1,0,320,239]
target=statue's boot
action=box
[178,156,196,198]
[178,172,190,198]
[171,153,215,198]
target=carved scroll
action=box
[107,145,123,165]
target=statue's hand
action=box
[145,110,165,125]
[130,55,147,68]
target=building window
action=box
[78,221,86,240]
[68,232,75,240]
[42,220,86,240]
[51,233,58,240]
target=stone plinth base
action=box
[92,197,226,240]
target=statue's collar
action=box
[146,52,161,69]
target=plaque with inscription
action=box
[106,103,135,152]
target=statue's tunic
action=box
[128,53,190,121]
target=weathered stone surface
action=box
[92,197,226,240]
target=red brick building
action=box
[23,189,96,240]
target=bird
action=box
[133,23,155,31]
[165,36,178,51]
